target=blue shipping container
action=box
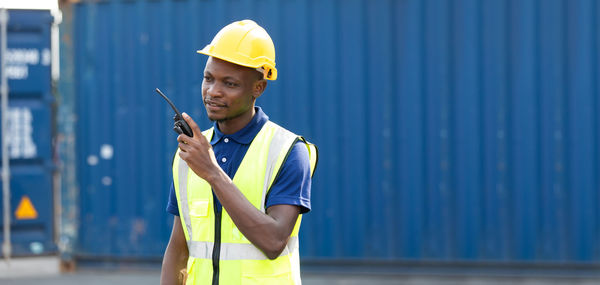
[66,0,600,267]
[0,9,57,256]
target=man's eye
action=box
[225,81,238,87]
[203,76,212,81]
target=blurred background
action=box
[1,0,600,284]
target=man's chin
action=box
[207,114,226,123]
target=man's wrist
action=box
[205,167,228,186]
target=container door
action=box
[0,9,56,256]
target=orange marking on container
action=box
[15,195,38,220]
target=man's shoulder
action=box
[265,120,300,139]
[264,120,315,163]
[289,141,310,163]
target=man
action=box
[160,20,318,285]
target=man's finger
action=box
[182,112,202,138]
[178,142,190,152]
[178,151,188,160]
[177,134,192,145]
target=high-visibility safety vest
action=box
[173,120,318,285]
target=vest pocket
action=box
[190,200,209,217]
[189,200,210,241]
[241,272,293,285]
[241,258,293,285]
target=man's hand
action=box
[177,113,221,181]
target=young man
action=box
[160,20,318,285]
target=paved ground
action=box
[4,271,600,285]
[3,257,600,284]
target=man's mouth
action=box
[205,99,226,108]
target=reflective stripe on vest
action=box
[188,236,299,260]
[177,158,194,248]
[173,120,318,285]
[260,124,298,212]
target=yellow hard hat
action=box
[197,20,277,80]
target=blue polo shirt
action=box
[166,106,312,215]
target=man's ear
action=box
[253,80,267,99]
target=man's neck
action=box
[217,107,256,135]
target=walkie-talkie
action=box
[155,88,194,137]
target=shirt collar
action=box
[210,106,269,145]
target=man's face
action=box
[202,57,263,122]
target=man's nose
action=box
[206,83,223,98]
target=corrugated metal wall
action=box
[68,0,600,264]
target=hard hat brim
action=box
[197,48,277,80]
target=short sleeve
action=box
[264,141,312,214]
[166,182,180,216]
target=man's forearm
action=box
[160,241,188,284]
[161,217,189,285]
[207,169,295,259]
